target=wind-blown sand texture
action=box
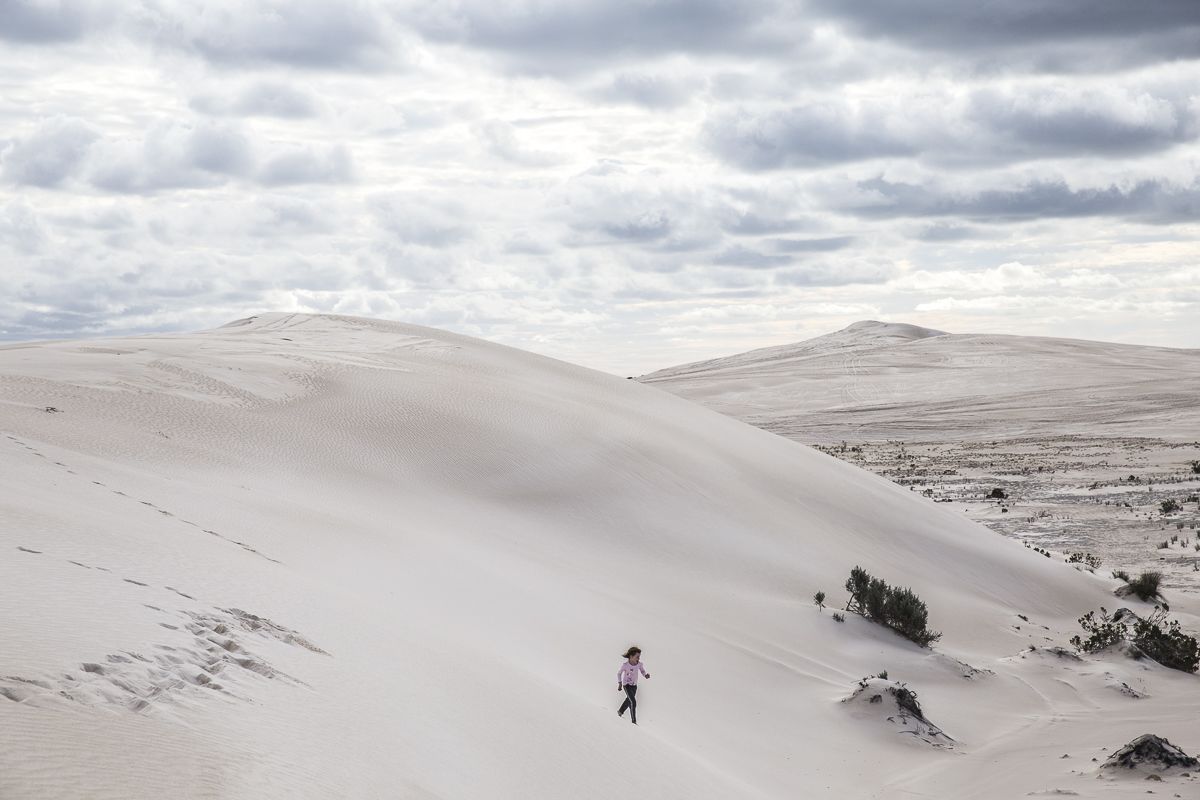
[2,313,1197,799]
[641,321,1200,593]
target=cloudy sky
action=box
[2,1,1198,373]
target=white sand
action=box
[640,320,1200,443]
[2,313,1197,799]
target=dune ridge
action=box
[2,313,1197,799]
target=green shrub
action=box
[1070,608,1126,652]
[1161,499,1180,514]
[831,612,845,623]
[813,590,826,610]
[1133,610,1200,673]
[891,589,940,647]
[864,577,889,622]
[843,566,941,647]
[1112,569,1131,582]
[1071,607,1198,674]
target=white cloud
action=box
[1,0,1197,370]
[1,116,99,187]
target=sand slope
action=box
[2,313,1197,799]
[640,320,1200,442]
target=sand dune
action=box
[640,320,1200,442]
[2,313,1197,799]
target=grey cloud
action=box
[191,82,319,118]
[593,72,703,109]
[257,144,353,185]
[844,176,1200,223]
[707,83,1199,172]
[0,200,47,253]
[805,0,1200,61]
[251,199,338,236]
[1,116,99,187]
[143,0,396,69]
[968,87,1199,157]
[915,223,981,242]
[600,210,673,241]
[771,236,855,253]
[611,287,689,302]
[0,0,109,43]
[774,261,897,286]
[371,194,473,247]
[711,245,791,268]
[48,204,135,231]
[475,120,560,166]
[409,0,797,71]
[4,117,354,193]
[720,209,809,235]
[702,104,918,169]
[503,233,554,255]
[88,121,253,193]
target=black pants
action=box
[618,684,637,723]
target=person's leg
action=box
[618,687,631,716]
[624,685,637,724]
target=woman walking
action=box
[616,646,650,724]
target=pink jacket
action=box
[618,660,648,685]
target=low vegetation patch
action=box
[843,566,941,647]
[1066,552,1101,570]
[842,676,954,747]
[1102,733,1199,774]
[1071,607,1199,674]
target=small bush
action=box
[832,612,845,623]
[1127,571,1162,601]
[813,590,826,610]
[1112,569,1131,582]
[843,566,941,647]
[1161,499,1180,514]
[1070,608,1126,653]
[1132,610,1199,673]
[1190,460,1200,475]
[988,487,1006,499]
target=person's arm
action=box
[640,662,650,679]
[617,665,624,690]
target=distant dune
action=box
[2,314,1197,799]
[640,320,1200,442]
